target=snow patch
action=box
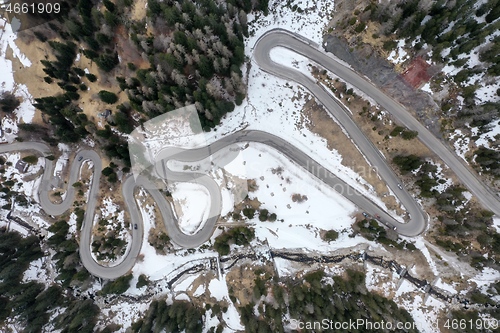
[0,18,36,123]
[171,182,211,235]
[387,40,409,65]
[270,46,315,81]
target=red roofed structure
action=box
[401,57,431,89]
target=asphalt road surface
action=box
[1,30,498,279]
[254,29,500,218]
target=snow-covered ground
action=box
[434,277,457,294]
[0,152,44,230]
[448,121,499,173]
[471,267,500,292]
[475,120,500,147]
[365,262,398,298]
[364,255,459,333]
[22,257,50,283]
[394,279,445,333]
[0,18,35,126]
[0,17,42,233]
[90,197,130,266]
[2,1,489,332]
[203,55,401,224]
[269,46,316,81]
[247,0,334,46]
[205,278,245,331]
[225,143,364,251]
[449,129,471,162]
[53,143,71,176]
[171,182,211,235]
[99,301,150,330]
[421,82,432,94]
[131,189,218,281]
[427,161,453,193]
[413,237,439,276]
[493,217,500,233]
[0,152,43,197]
[67,212,78,235]
[387,39,410,65]
[0,115,18,143]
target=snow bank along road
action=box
[1,29,498,279]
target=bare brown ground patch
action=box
[308,71,490,274]
[131,0,148,21]
[73,55,129,128]
[225,263,274,306]
[390,247,436,282]
[302,97,403,214]
[232,197,262,214]
[359,21,390,50]
[90,185,131,263]
[7,33,60,98]
[183,272,217,305]
[5,33,61,125]
[327,0,394,61]
[41,149,71,203]
[6,23,131,127]
[115,25,149,69]
[70,161,94,208]
[315,71,463,187]
[133,186,175,253]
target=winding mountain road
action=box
[254,30,500,217]
[1,29,497,279]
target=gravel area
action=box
[324,34,443,137]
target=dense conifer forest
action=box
[29,0,269,165]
